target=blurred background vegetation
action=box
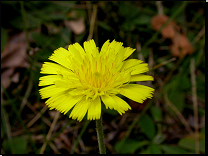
[1,1,205,154]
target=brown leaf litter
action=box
[151,14,194,57]
[1,32,29,95]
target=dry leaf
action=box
[151,15,176,39]
[1,32,29,94]
[11,72,20,83]
[1,68,14,90]
[170,43,181,57]
[178,34,194,55]
[170,33,194,57]
[151,14,194,57]
[1,32,29,68]
[64,17,85,35]
[161,25,175,39]
[151,15,169,30]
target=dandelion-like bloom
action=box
[39,39,154,121]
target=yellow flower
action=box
[39,39,154,122]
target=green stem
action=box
[96,117,106,154]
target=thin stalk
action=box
[87,4,98,41]
[96,117,106,154]
[190,58,199,154]
[39,111,60,154]
[70,120,90,154]
[19,78,33,114]
[164,94,194,136]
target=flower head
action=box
[39,39,154,121]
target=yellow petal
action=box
[69,98,90,122]
[111,72,131,88]
[68,44,83,62]
[46,94,83,115]
[40,62,71,75]
[130,63,149,75]
[101,95,117,110]
[72,42,86,56]
[130,74,154,82]
[39,75,62,86]
[120,84,154,103]
[54,80,77,88]
[108,40,123,55]
[100,40,110,57]
[114,46,125,65]
[48,47,72,69]
[84,39,99,57]
[123,47,136,60]
[122,59,143,71]
[87,97,101,120]
[39,85,68,99]
[111,95,131,115]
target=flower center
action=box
[72,53,127,100]
[93,71,102,78]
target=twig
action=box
[162,56,184,86]
[136,42,144,61]
[49,142,61,154]
[26,105,48,128]
[25,101,38,114]
[151,57,176,71]
[24,101,51,127]
[70,120,90,154]
[148,51,154,75]
[190,58,199,154]
[87,4,98,41]
[164,94,194,136]
[19,79,33,114]
[39,111,60,154]
[156,1,164,15]
[147,51,154,86]
[86,1,92,22]
[192,26,205,46]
